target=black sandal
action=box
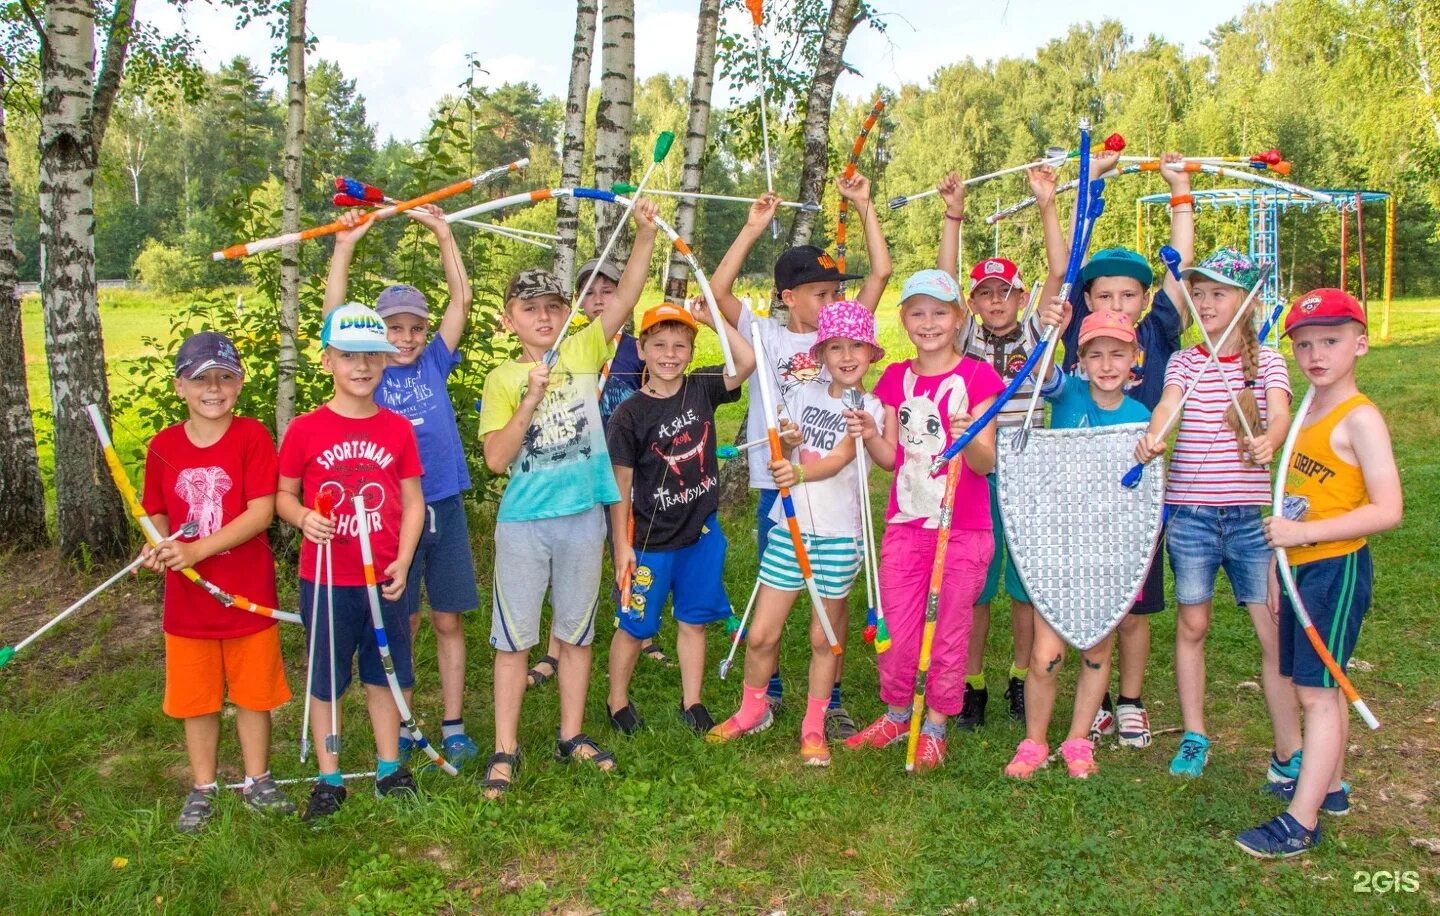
[480,750,521,798]
[641,643,676,667]
[526,655,558,690]
[554,733,617,771]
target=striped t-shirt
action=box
[961,314,1044,428]
[1163,345,1291,506]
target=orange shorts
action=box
[164,627,292,719]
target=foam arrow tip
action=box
[653,131,676,163]
[1159,244,1183,280]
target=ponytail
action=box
[1225,316,1265,463]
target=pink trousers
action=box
[876,523,992,716]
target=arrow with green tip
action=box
[611,183,821,212]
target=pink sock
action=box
[734,685,770,729]
[802,694,828,738]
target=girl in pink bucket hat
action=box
[709,300,886,767]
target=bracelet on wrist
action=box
[1169,193,1195,208]
[793,462,805,486]
[944,212,966,223]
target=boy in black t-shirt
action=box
[605,302,754,735]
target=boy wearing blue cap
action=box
[323,204,482,767]
[1060,149,1194,750]
[276,303,426,820]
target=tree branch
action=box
[92,0,138,152]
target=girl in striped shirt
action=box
[1135,247,1300,780]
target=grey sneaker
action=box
[824,706,859,743]
[242,775,297,816]
[176,787,216,834]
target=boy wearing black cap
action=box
[1059,149,1195,750]
[710,172,892,734]
[322,203,482,768]
[140,331,294,832]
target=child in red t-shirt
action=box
[140,331,294,833]
[277,303,425,820]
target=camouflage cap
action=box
[506,268,566,302]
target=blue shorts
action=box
[1280,547,1372,689]
[400,494,480,615]
[1166,504,1270,606]
[299,579,413,701]
[1130,531,1167,615]
[756,488,779,559]
[619,514,732,640]
[980,473,1030,605]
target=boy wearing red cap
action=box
[710,173,892,734]
[1236,289,1402,858]
[604,303,754,735]
[934,166,1069,730]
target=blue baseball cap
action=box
[1080,247,1154,288]
[175,331,244,379]
[899,268,962,305]
[321,303,400,353]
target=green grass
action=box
[2,297,1438,913]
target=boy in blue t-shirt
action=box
[323,203,481,767]
[1056,148,1194,749]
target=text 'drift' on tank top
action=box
[1284,393,1373,565]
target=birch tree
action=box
[665,0,720,302]
[36,0,134,559]
[0,73,48,549]
[274,0,305,436]
[556,0,598,292]
[788,0,863,247]
[593,0,634,255]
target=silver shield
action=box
[996,424,1165,650]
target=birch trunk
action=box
[0,79,49,549]
[275,0,306,437]
[787,0,862,248]
[39,0,129,559]
[665,0,720,303]
[556,0,598,292]
[593,0,634,258]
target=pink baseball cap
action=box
[968,257,1025,293]
[810,299,885,362]
[1078,310,1138,347]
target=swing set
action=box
[1136,188,1396,341]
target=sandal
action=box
[641,643,675,667]
[525,655,558,690]
[480,750,521,799]
[554,732,617,772]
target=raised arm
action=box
[322,211,373,316]
[1158,151,1194,324]
[935,172,966,281]
[1030,165,1067,305]
[406,204,472,351]
[711,194,781,327]
[602,198,661,341]
[688,299,754,390]
[840,171,892,311]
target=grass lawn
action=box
[1,295,1437,913]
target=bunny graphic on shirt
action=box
[895,368,969,525]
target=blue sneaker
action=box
[1236,813,1321,859]
[1268,749,1303,783]
[441,733,480,769]
[397,735,415,766]
[1169,731,1210,777]
[1262,780,1351,816]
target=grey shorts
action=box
[491,504,606,652]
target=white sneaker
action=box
[1116,702,1152,748]
[1090,702,1116,740]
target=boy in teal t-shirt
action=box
[475,199,660,798]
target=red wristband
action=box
[1170,193,1194,208]
[945,212,965,223]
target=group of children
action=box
[135,152,1401,859]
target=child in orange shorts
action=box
[140,331,294,833]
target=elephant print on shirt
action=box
[175,466,233,539]
[894,368,969,525]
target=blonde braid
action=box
[1225,316,1265,463]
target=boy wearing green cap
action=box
[1059,149,1194,751]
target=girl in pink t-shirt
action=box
[843,270,1004,770]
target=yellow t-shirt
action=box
[478,319,619,522]
[1285,394,1373,565]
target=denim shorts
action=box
[1166,504,1270,606]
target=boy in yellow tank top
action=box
[1236,288,1403,859]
